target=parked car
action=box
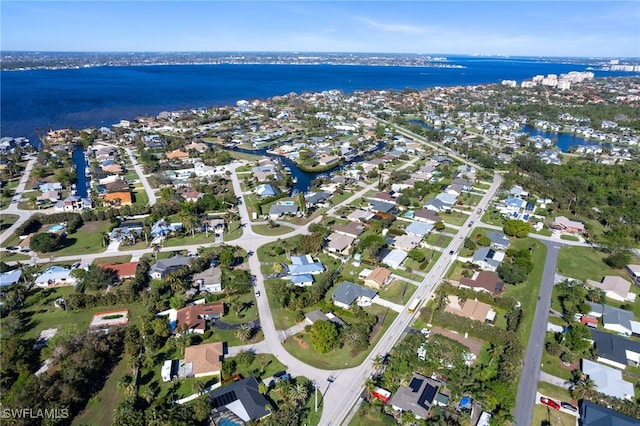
[540,397,560,410]
[6,246,18,251]
[273,371,287,379]
[561,402,578,412]
[19,248,30,253]
[72,262,81,269]
[255,290,260,297]
[420,328,431,337]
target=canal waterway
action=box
[521,125,604,152]
[71,145,89,198]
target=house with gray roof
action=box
[288,255,324,276]
[486,231,510,250]
[581,359,635,400]
[193,266,222,293]
[368,199,395,213]
[586,302,640,337]
[0,269,21,287]
[590,329,640,370]
[268,203,298,219]
[389,373,441,420]
[149,256,192,280]
[332,281,377,310]
[405,221,434,238]
[34,266,77,288]
[382,248,408,269]
[288,274,314,287]
[423,198,451,213]
[472,247,505,272]
[208,377,271,423]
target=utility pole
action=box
[314,380,318,412]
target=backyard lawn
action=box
[48,220,111,256]
[557,246,627,282]
[132,189,149,207]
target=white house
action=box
[34,266,77,288]
[382,249,408,269]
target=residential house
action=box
[288,274,314,287]
[435,192,457,206]
[371,192,396,205]
[586,302,640,336]
[103,191,132,206]
[325,233,355,255]
[175,302,224,334]
[586,276,636,303]
[305,191,331,208]
[54,196,93,212]
[626,264,640,283]
[151,219,183,238]
[288,255,324,276]
[332,281,377,309]
[368,199,395,214]
[98,262,138,281]
[472,247,505,272]
[268,203,299,220]
[109,223,143,242]
[459,271,504,294]
[304,309,345,326]
[149,255,192,280]
[347,209,375,223]
[0,269,21,287]
[102,163,123,174]
[34,266,77,288]
[104,180,130,193]
[581,359,635,400]
[579,401,640,426]
[389,234,422,251]
[405,221,434,238]
[332,221,365,239]
[193,266,222,293]
[486,232,510,250]
[180,190,204,203]
[552,216,585,233]
[590,329,640,370]
[444,295,496,323]
[183,342,224,378]
[389,373,441,420]
[382,248,408,269]
[413,209,442,224]
[39,182,62,193]
[423,198,452,213]
[504,197,527,211]
[255,184,280,198]
[166,149,189,161]
[451,178,473,191]
[38,190,61,203]
[363,267,392,289]
[208,377,271,423]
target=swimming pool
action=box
[280,200,295,206]
[217,417,242,426]
[49,225,65,232]
[404,211,414,218]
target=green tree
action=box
[310,320,339,353]
[503,219,531,238]
[29,232,62,252]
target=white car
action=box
[420,328,431,337]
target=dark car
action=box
[449,250,454,255]
[6,246,18,251]
[273,371,287,379]
[560,402,578,412]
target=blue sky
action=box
[2,1,639,57]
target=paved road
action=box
[0,155,38,245]
[124,147,157,206]
[514,240,562,426]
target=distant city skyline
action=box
[2,1,639,58]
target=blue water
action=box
[521,125,603,152]
[49,225,64,231]
[2,56,635,145]
[216,418,241,426]
[72,145,89,197]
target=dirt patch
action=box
[559,359,579,371]
[293,334,308,349]
[80,220,109,233]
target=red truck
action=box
[540,397,560,410]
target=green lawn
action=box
[132,189,149,207]
[388,267,423,283]
[72,354,128,426]
[425,233,453,248]
[439,211,470,226]
[329,191,354,206]
[348,402,396,426]
[223,221,243,241]
[537,381,573,402]
[257,236,300,263]
[480,210,505,227]
[531,404,576,426]
[560,234,579,241]
[557,246,627,282]
[218,292,259,325]
[503,237,548,345]
[252,224,295,236]
[0,213,19,233]
[283,306,397,369]
[48,221,111,256]
[222,148,263,161]
[162,232,216,247]
[227,353,286,381]
[93,255,132,265]
[541,335,574,381]
[264,278,301,330]
[0,251,31,261]
[379,279,416,305]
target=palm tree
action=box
[572,378,597,400]
[151,243,161,259]
[230,297,242,316]
[236,324,252,341]
[192,380,205,395]
[372,355,384,376]
[363,378,376,400]
[289,382,309,407]
[487,343,501,366]
[139,386,156,405]
[165,272,183,293]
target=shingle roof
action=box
[332,281,377,306]
[208,377,270,421]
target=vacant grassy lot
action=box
[252,224,295,236]
[93,255,132,265]
[329,191,354,206]
[379,279,416,305]
[223,221,243,241]
[425,232,453,248]
[227,353,286,381]
[348,403,397,426]
[217,291,259,325]
[163,232,216,247]
[50,220,111,256]
[439,211,470,226]
[283,306,397,369]
[0,213,19,233]
[557,246,627,282]
[132,189,149,207]
[538,382,573,402]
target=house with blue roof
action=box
[151,219,183,238]
[289,274,314,287]
[288,255,324,276]
[255,184,280,198]
[0,269,21,287]
[34,266,77,288]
